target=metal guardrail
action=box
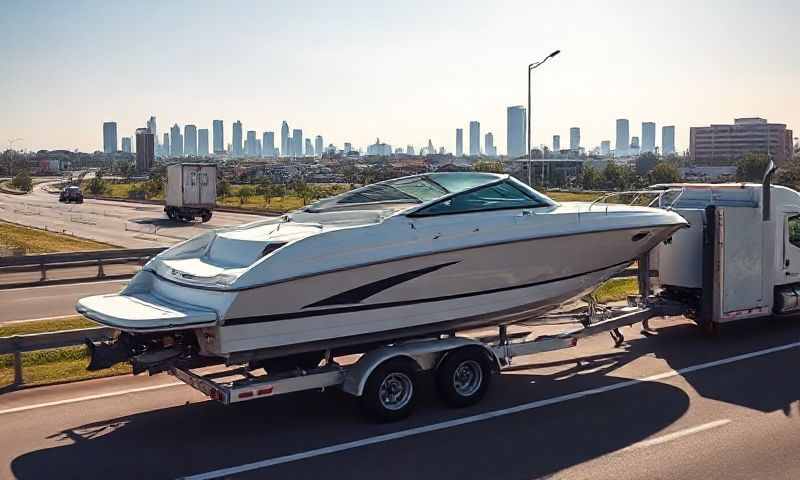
[0,326,117,386]
[0,248,166,286]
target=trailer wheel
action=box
[201,211,212,223]
[165,207,176,220]
[361,358,418,422]
[436,347,492,408]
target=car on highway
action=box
[59,185,84,203]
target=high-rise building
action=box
[256,139,262,157]
[212,120,224,154]
[135,128,154,173]
[469,121,481,156]
[368,138,392,156]
[292,129,303,157]
[690,117,793,165]
[162,133,170,158]
[305,138,314,156]
[455,128,464,156]
[103,121,118,153]
[569,127,580,150]
[630,136,640,155]
[616,119,630,156]
[344,142,353,154]
[121,137,132,153]
[600,140,611,156]
[245,130,257,156]
[427,139,435,155]
[184,125,197,156]
[553,135,561,152]
[484,133,496,157]
[263,132,275,157]
[170,124,183,156]
[147,116,158,145]
[662,126,676,156]
[406,145,415,155]
[506,106,526,158]
[197,129,209,156]
[232,121,243,156]
[642,122,656,153]
[315,135,323,157]
[280,121,290,157]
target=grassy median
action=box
[0,221,116,253]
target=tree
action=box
[256,178,273,205]
[636,152,659,176]
[735,153,770,182]
[648,162,680,185]
[217,179,232,199]
[776,161,800,191]
[11,170,32,192]
[473,161,505,173]
[601,162,634,191]
[581,165,601,190]
[272,183,286,199]
[86,175,108,195]
[238,185,254,205]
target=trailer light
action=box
[238,391,254,399]
[257,386,274,396]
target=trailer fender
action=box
[341,337,499,397]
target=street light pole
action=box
[527,50,560,186]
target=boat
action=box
[78,172,688,373]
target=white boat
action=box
[78,173,687,373]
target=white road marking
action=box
[182,340,800,480]
[1,315,78,324]
[621,419,731,451]
[0,382,183,416]
[0,279,127,292]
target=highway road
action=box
[0,280,128,323]
[0,182,267,247]
[2,315,800,479]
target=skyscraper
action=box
[641,122,656,153]
[292,129,303,157]
[662,126,675,155]
[344,142,353,154]
[455,128,464,157]
[315,135,323,157]
[484,133,496,157]
[280,121,290,157]
[553,135,561,152]
[212,120,224,154]
[184,125,197,156]
[263,131,275,157]
[469,121,480,156]
[121,137,132,153]
[198,129,209,156]
[569,127,580,150]
[506,106,526,158]
[232,121,243,156]
[616,119,630,156]
[135,128,154,173]
[630,136,640,155]
[170,124,183,156]
[305,138,314,156]
[246,130,257,156]
[103,121,118,153]
[147,116,158,144]
[600,140,611,156]
[162,133,170,158]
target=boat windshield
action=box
[306,172,505,212]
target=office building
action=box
[170,124,183,156]
[455,128,464,156]
[263,131,275,157]
[406,145,415,155]
[212,120,224,154]
[690,117,794,165]
[198,129,209,156]
[315,135,323,157]
[280,121,290,157]
[135,128,154,173]
[506,106,526,158]
[162,133,170,158]
[121,137,132,153]
[245,130,257,156]
[292,129,303,157]
[367,138,392,156]
[232,121,243,156]
[553,135,561,152]
[184,125,197,156]
[103,121,118,153]
[662,126,676,156]
[305,138,314,157]
[344,142,353,153]
[630,136,640,155]
[484,132,496,157]
[616,119,630,156]
[469,121,480,156]
[600,140,611,156]
[569,127,580,150]
[147,116,158,144]
[642,122,656,153]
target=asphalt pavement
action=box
[2,315,800,479]
[0,280,128,323]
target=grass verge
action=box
[593,277,639,303]
[0,221,117,253]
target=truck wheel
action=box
[361,358,418,422]
[201,211,212,223]
[436,347,492,408]
[165,207,176,220]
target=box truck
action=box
[165,163,217,222]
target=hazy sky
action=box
[1,0,797,154]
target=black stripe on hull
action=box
[223,260,630,326]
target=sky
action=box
[1,0,798,154]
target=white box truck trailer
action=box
[165,163,217,222]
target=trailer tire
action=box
[201,211,212,223]
[436,347,492,408]
[360,357,418,422]
[166,207,176,220]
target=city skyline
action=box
[2,1,798,154]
